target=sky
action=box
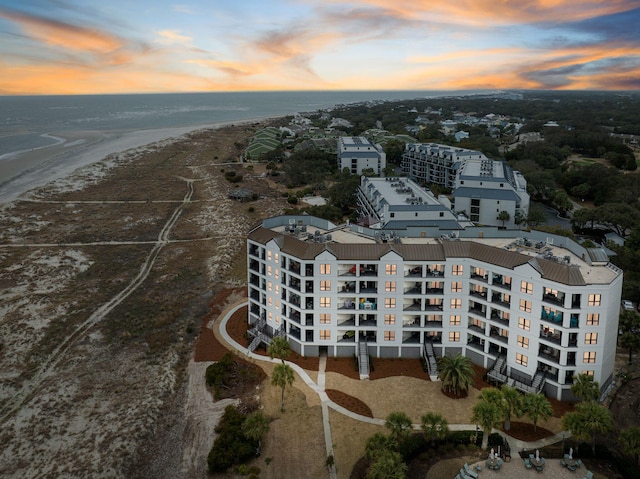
[1,0,640,95]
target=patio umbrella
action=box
[490,448,494,459]
[569,447,573,459]
[535,449,540,460]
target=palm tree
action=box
[365,432,395,460]
[571,374,600,402]
[497,210,510,228]
[272,363,294,412]
[471,397,503,449]
[563,401,613,455]
[437,353,475,397]
[385,411,413,444]
[501,386,523,431]
[420,412,449,446]
[267,336,291,363]
[619,310,640,334]
[522,393,553,432]
[619,426,640,465]
[620,332,640,364]
[366,449,408,479]
[242,411,270,453]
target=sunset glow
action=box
[1,0,640,94]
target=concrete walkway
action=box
[215,301,571,478]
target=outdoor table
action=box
[486,457,499,469]
[565,458,577,470]
[531,457,545,471]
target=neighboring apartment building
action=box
[247,215,622,401]
[338,136,386,175]
[356,176,470,230]
[401,143,529,228]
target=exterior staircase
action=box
[423,339,439,380]
[531,370,546,393]
[358,341,370,379]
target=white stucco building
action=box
[401,143,529,228]
[338,136,386,175]
[247,215,622,401]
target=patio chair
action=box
[524,458,532,469]
[561,458,567,467]
[576,459,583,468]
[581,471,593,479]
[464,463,479,479]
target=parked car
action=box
[622,300,634,311]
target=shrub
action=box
[205,353,234,399]
[207,405,257,473]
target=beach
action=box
[0,120,265,204]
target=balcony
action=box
[358,300,377,310]
[541,308,563,324]
[402,331,421,344]
[249,260,261,273]
[360,314,377,326]
[288,260,301,276]
[489,309,510,326]
[491,274,512,290]
[426,268,444,278]
[539,346,561,364]
[340,330,356,342]
[540,328,562,345]
[471,272,488,283]
[338,315,356,327]
[491,293,510,307]
[248,245,262,258]
[289,310,301,324]
[424,301,443,311]
[405,284,422,295]
[361,265,378,277]
[543,292,565,307]
[403,316,421,327]
[426,286,444,294]
[468,323,484,335]
[359,281,378,293]
[470,289,488,300]
[405,266,423,277]
[340,299,357,310]
[469,303,486,318]
[489,329,508,344]
[339,281,356,293]
[404,299,422,311]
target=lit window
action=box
[585,333,598,344]
[588,294,601,306]
[267,251,272,261]
[320,330,331,340]
[384,314,395,325]
[518,317,530,331]
[275,300,279,309]
[275,285,279,294]
[384,331,395,341]
[268,297,273,306]
[268,312,273,322]
[520,281,533,294]
[449,331,460,342]
[451,282,462,293]
[583,351,596,363]
[275,269,279,279]
[320,313,331,324]
[586,313,599,325]
[385,298,396,308]
[385,264,397,275]
[274,253,279,263]
[450,298,462,309]
[516,353,528,366]
[320,280,331,291]
[320,264,331,274]
[267,265,272,276]
[320,297,331,308]
[275,315,280,325]
[519,299,531,313]
[385,281,396,292]
[581,370,594,377]
[452,264,463,276]
[267,281,272,291]
[450,315,461,325]
[517,335,529,349]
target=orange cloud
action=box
[0,9,125,56]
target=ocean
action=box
[0,90,475,202]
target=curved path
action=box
[0,178,196,423]
[217,301,569,478]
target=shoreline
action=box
[0,117,273,204]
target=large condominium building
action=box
[338,136,386,175]
[247,215,622,401]
[402,143,529,228]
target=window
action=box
[384,331,395,341]
[450,298,462,309]
[385,281,396,292]
[320,264,331,274]
[384,314,395,325]
[268,297,273,306]
[267,281,272,291]
[586,313,599,326]
[449,331,460,342]
[274,268,279,280]
[320,297,331,308]
[320,330,331,340]
[585,332,598,344]
[581,370,594,377]
[275,284,279,294]
[452,264,463,276]
[274,253,279,263]
[583,351,596,363]
[451,282,462,293]
[268,312,273,322]
[267,265,272,276]
[517,335,529,349]
[267,251,272,261]
[520,281,533,294]
[320,313,331,324]
[385,264,397,275]
[385,298,396,308]
[275,300,279,309]
[320,280,331,291]
[518,317,530,331]
[450,315,461,325]
[516,353,528,366]
[588,294,601,306]
[519,299,531,313]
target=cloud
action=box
[155,30,193,47]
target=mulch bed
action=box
[326,389,374,418]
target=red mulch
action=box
[326,389,374,418]
[500,421,554,442]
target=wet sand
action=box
[0,120,261,204]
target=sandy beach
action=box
[0,120,266,204]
